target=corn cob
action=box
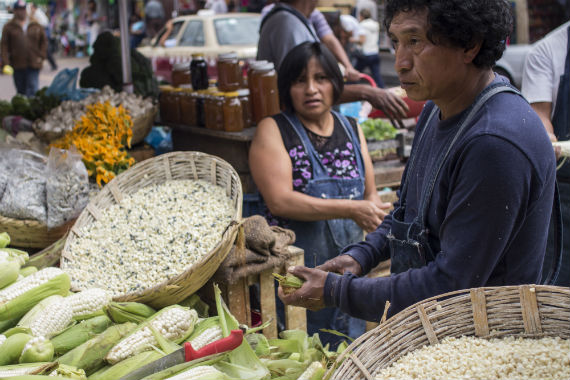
[0,362,58,377]
[18,296,73,339]
[0,333,33,365]
[66,288,111,320]
[51,315,113,356]
[298,361,325,380]
[0,259,20,290]
[18,267,38,278]
[186,318,223,351]
[106,306,198,364]
[0,248,29,266]
[104,301,156,324]
[0,268,70,321]
[47,363,86,379]
[272,273,304,295]
[0,232,10,248]
[89,350,164,380]
[19,337,54,363]
[56,322,137,376]
[165,365,227,380]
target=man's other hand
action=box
[278,266,327,311]
[317,254,362,276]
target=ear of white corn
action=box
[18,295,65,331]
[298,361,325,380]
[66,288,112,320]
[0,334,6,346]
[0,259,20,290]
[105,306,198,364]
[29,298,73,339]
[0,248,29,266]
[185,317,223,351]
[0,362,58,377]
[104,301,156,324]
[19,336,54,363]
[90,350,164,380]
[0,333,33,366]
[48,363,86,379]
[0,267,70,321]
[51,315,113,356]
[18,266,38,278]
[167,365,227,380]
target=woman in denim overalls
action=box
[249,42,390,346]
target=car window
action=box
[154,20,184,47]
[214,16,260,45]
[179,20,204,47]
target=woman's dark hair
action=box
[384,0,513,68]
[278,42,344,112]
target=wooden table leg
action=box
[283,251,307,332]
[227,277,251,327]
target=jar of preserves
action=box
[217,52,241,92]
[223,92,244,132]
[168,88,182,124]
[237,88,252,128]
[204,92,215,130]
[179,87,196,126]
[195,90,207,127]
[249,62,280,124]
[213,92,225,131]
[190,53,209,90]
[159,85,174,122]
[171,62,191,88]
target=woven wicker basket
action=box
[60,151,243,308]
[0,214,74,248]
[131,104,158,146]
[328,285,570,380]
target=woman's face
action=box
[290,57,335,120]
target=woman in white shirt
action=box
[355,8,384,87]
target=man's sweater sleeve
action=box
[324,135,543,321]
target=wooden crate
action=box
[200,246,307,339]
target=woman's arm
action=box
[249,116,386,230]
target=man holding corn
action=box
[279,0,557,322]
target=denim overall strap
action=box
[415,83,522,232]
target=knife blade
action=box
[118,329,243,380]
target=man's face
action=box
[388,9,468,103]
[14,8,26,21]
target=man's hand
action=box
[317,254,362,276]
[2,65,14,75]
[277,266,327,311]
[366,87,409,128]
[345,66,361,82]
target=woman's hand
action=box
[350,199,387,232]
[278,266,327,311]
[317,254,362,276]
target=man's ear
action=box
[464,40,483,64]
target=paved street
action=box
[0,55,90,101]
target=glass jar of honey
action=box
[213,92,225,131]
[249,62,280,124]
[169,88,182,124]
[190,53,209,90]
[159,85,174,123]
[179,87,196,126]
[217,52,241,92]
[171,62,191,88]
[237,88,252,128]
[223,92,244,132]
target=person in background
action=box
[85,0,100,56]
[250,41,390,346]
[339,13,365,67]
[144,0,165,39]
[278,0,556,325]
[28,2,57,71]
[1,0,47,97]
[354,8,383,87]
[257,0,408,126]
[204,0,228,14]
[130,13,146,49]
[354,0,378,21]
[261,2,361,82]
[521,21,570,287]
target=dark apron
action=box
[281,110,366,346]
[388,83,521,274]
[543,25,570,286]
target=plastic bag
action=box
[46,146,90,229]
[46,68,99,101]
[0,149,47,223]
[144,126,172,155]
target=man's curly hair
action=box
[384,0,513,68]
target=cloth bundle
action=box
[213,215,296,284]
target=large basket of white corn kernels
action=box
[60,151,243,308]
[328,285,570,380]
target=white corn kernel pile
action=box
[63,180,234,297]
[376,335,570,380]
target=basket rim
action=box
[60,151,243,301]
[328,284,570,380]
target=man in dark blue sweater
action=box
[278,0,557,322]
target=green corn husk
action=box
[0,376,78,380]
[51,316,113,356]
[103,301,156,324]
[0,232,10,248]
[88,350,164,380]
[139,356,229,380]
[48,363,87,379]
[18,267,37,278]
[19,337,54,363]
[272,273,304,295]
[0,269,70,321]
[56,322,137,376]
[0,317,19,334]
[178,293,210,318]
[0,333,33,365]
[298,361,324,380]
[0,259,20,289]
[0,248,29,266]
[0,362,57,377]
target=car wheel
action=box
[493,67,513,85]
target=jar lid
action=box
[218,52,238,60]
[192,53,204,58]
[160,85,174,91]
[172,62,189,71]
[236,88,250,95]
[257,62,275,71]
[225,91,239,97]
